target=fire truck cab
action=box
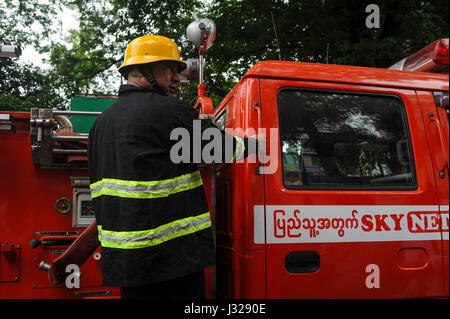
[209,39,449,298]
[211,58,449,298]
[0,38,448,299]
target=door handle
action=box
[285,251,320,273]
[253,101,262,130]
[253,101,264,175]
[428,112,448,177]
[30,236,77,248]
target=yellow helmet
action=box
[118,35,187,73]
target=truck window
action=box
[215,109,227,130]
[277,89,416,190]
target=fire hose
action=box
[38,221,99,286]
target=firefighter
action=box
[88,35,260,299]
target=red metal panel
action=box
[259,79,445,298]
[243,61,449,92]
[0,243,21,283]
[0,112,120,299]
[214,77,266,298]
[415,90,449,296]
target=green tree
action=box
[1,0,449,111]
[0,0,65,111]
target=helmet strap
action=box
[139,64,161,92]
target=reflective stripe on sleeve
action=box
[97,212,211,249]
[232,136,245,162]
[90,170,203,199]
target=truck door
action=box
[257,79,445,298]
[416,90,449,295]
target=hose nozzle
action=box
[39,261,51,272]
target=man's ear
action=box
[128,68,143,78]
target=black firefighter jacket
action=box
[88,84,251,287]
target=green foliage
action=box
[0,0,64,111]
[1,0,449,112]
[0,58,64,111]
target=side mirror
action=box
[434,92,449,119]
[186,14,216,51]
[440,95,449,110]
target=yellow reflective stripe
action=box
[94,171,200,187]
[90,179,102,189]
[90,170,202,199]
[232,136,245,161]
[97,212,211,249]
[97,226,102,242]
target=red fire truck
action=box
[0,33,448,298]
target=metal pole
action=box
[52,111,102,116]
[52,135,88,141]
[199,53,204,85]
[53,149,87,154]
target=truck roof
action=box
[243,60,449,92]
